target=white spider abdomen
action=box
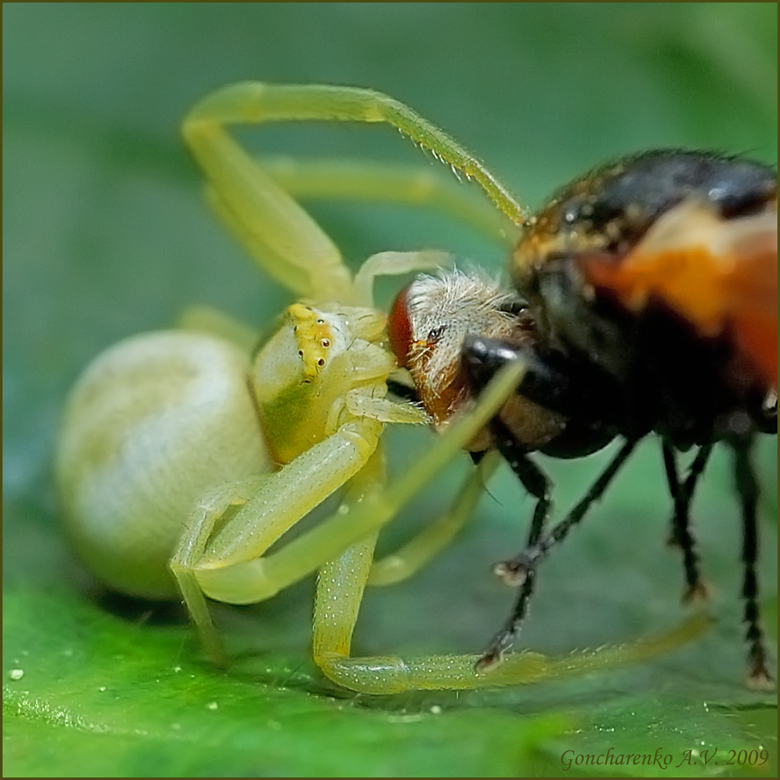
[56,331,269,599]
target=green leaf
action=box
[4,4,776,777]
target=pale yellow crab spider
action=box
[56,83,707,694]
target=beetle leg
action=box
[490,420,554,587]
[530,439,637,564]
[477,439,636,670]
[474,421,555,670]
[662,442,712,601]
[732,438,774,690]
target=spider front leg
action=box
[259,157,513,245]
[309,363,704,694]
[315,509,711,693]
[169,412,387,667]
[182,82,528,303]
[173,360,528,691]
[367,452,501,587]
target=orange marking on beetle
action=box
[579,199,778,386]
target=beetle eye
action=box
[427,325,447,343]
[387,287,413,367]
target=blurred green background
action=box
[4,3,777,777]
